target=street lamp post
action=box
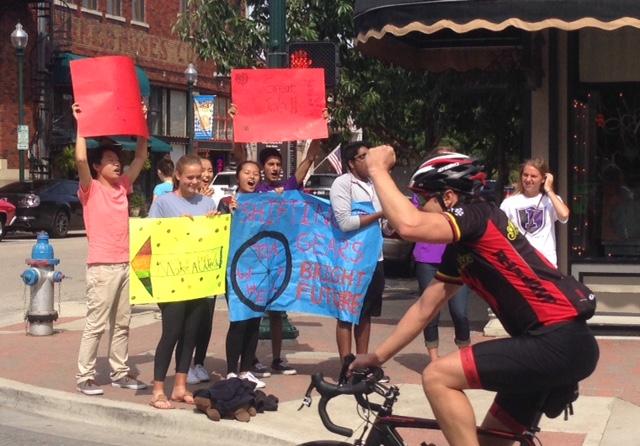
[184,63,198,154]
[11,22,28,182]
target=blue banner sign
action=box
[227,191,382,324]
[193,95,216,140]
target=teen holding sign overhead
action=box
[70,56,149,396]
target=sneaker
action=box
[251,360,272,378]
[226,372,238,379]
[111,374,147,390]
[193,364,210,382]
[77,379,104,396]
[239,371,266,389]
[271,358,297,375]
[187,367,201,384]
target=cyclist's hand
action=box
[206,210,220,217]
[366,145,396,175]
[348,353,381,375]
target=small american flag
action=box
[327,144,342,174]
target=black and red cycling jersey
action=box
[436,201,596,336]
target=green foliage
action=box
[52,145,77,179]
[174,0,524,181]
[128,192,146,209]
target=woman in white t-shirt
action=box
[500,158,570,266]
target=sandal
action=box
[149,394,174,410]
[170,391,195,404]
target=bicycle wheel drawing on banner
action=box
[229,230,292,313]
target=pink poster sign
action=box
[70,56,148,138]
[232,68,327,143]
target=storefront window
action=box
[571,85,640,261]
[149,87,167,136]
[212,96,233,142]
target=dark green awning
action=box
[52,52,151,97]
[87,135,172,153]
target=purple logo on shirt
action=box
[518,207,544,234]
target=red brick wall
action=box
[0,0,227,171]
[59,0,220,90]
[0,2,35,171]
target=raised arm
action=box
[543,173,570,223]
[124,103,149,183]
[294,139,321,185]
[366,145,455,243]
[294,109,329,184]
[72,103,93,190]
[353,280,459,368]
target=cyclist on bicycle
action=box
[351,147,599,446]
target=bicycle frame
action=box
[300,373,543,446]
[360,413,538,446]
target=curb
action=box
[0,377,296,446]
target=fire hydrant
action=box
[21,232,64,336]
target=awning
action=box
[87,136,172,153]
[52,52,151,97]
[354,0,640,70]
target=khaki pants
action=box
[76,263,131,384]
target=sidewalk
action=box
[0,289,639,445]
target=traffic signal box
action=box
[288,41,338,89]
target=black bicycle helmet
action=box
[409,153,486,196]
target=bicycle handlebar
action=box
[308,363,386,437]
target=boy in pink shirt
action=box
[73,103,148,395]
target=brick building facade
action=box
[0,0,233,183]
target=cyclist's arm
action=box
[367,146,454,243]
[372,280,460,365]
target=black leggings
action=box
[193,298,216,366]
[225,317,261,375]
[154,299,208,381]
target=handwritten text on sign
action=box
[227,191,382,323]
[129,215,230,304]
[231,68,328,143]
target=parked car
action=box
[303,173,339,199]
[0,179,84,238]
[209,170,237,204]
[383,231,415,265]
[0,198,16,242]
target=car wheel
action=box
[50,211,69,238]
[0,218,5,242]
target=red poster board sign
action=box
[232,68,328,143]
[70,56,149,139]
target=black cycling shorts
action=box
[460,320,599,430]
[359,261,385,319]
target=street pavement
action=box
[0,233,639,445]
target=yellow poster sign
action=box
[129,215,230,304]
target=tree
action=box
[174,0,524,182]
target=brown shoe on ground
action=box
[194,396,211,413]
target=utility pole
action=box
[260,0,299,341]
[268,0,287,69]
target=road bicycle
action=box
[297,356,577,446]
